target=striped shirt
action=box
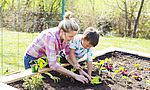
[25,27,69,70]
[69,34,93,62]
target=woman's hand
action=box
[79,69,91,81]
[74,74,89,84]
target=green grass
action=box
[0,29,39,75]
[0,30,150,75]
[94,36,150,54]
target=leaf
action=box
[146,80,150,85]
[119,66,124,71]
[122,76,128,80]
[100,60,105,66]
[114,69,119,73]
[70,68,76,72]
[45,72,60,83]
[35,65,38,71]
[57,57,61,64]
[134,64,142,70]
[105,58,111,63]
[100,67,106,71]
[134,64,141,67]
[91,76,102,85]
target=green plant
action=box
[134,63,142,70]
[45,72,60,83]
[91,76,102,85]
[23,73,44,90]
[146,80,150,85]
[29,57,60,83]
[70,68,77,72]
[30,58,48,73]
[119,66,125,71]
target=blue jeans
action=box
[24,54,38,69]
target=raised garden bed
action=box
[7,50,150,90]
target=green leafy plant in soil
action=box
[23,57,60,90]
[23,73,44,90]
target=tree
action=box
[132,0,145,38]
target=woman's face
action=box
[62,30,77,43]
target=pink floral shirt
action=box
[25,27,69,70]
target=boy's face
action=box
[82,39,93,49]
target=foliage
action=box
[146,80,150,86]
[45,72,60,83]
[30,57,48,72]
[70,68,77,72]
[0,0,62,32]
[30,57,60,83]
[134,63,142,70]
[91,76,102,85]
[96,17,112,36]
[23,73,44,90]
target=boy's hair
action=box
[83,27,99,47]
[58,11,79,32]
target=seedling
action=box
[119,66,124,71]
[91,76,102,85]
[105,58,112,63]
[45,72,60,83]
[134,63,142,70]
[105,64,113,71]
[121,69,128,76]
[132,73,142,81]
[146,80,150,86]
[99,67,107,74]
[70,68,76,72]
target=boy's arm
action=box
[69,48,81,69]
[87,61,93,77]
[87,49,93,78]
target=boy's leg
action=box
[24,54,37,69]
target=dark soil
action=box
[9,51,150,90]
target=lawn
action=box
[0,29,150,75]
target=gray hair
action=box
[58,11,79,32]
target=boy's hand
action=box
[73,63,81,70]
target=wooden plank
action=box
[0,68,51,84]
[0,82,18,90]
[113,47,150,58]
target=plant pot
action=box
[31,64,38,73]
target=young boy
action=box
[67,27,99,81]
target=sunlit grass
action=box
[94,36,150,54]
[0,29,38,75]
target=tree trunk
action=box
[132,0,144,38]
[124,0,128,37]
